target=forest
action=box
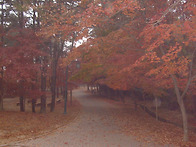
[0,0,195,143]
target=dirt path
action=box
[15,87,168,147]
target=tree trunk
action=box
[40,64,47,113]
[142,92,146,112]
[0,68,4,111]
[154,95,158,121]
[98,85,102,96]
[155,98,158,121]
[50,64,57,112]
[115,90,118,101]
[0,96,3,111]
[120,91,125,103]
[96,85,99,93]
[61,86,63,96]
[178,99,188,141]
[107,87,111,99]
[64,66,68,114]
[18,0,24,29]
[1,0,5,44]
[50,41,58,112]
[40,95,46,113]
[57,87,59,98]
[70,90,72,106]
[32,0,37,30]
[0,1,4,111]
[32,99,36,113]
[193,95,196,115]
[134,100,137,111]
[171,75,188,141]
[20,96,25,112]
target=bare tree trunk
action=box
[142,92,146,112]
[179,99,188,141]
[134,100,137,111]
[96,85,99,93]
[0,68,4,111]
[40,95,46,113]
[70,90,72,106]
[171,75,188,141]
[50,60,57,112]
[1,0,5,44]
[155,98,158,121]
[40,62,47,113]
[40,71,46,113]
[0,96,3,111]
[120,91,125,103]
[18,0,24,29]
[153,94,158,121]
[107,87,111,99]
[0,0,5,111]
[50,40,58,112]
[61,86,63,96]
[57,87,59,98]
[20,96,25,112]
[32,99,36,113]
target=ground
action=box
[0,87,196,146]
[0,94,80,145]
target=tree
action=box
[38,0,86,112]
[137,0,196,141]
[73,0,195,141]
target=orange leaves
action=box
[182,20,196,45]
[112,0,140,16]
[138,51,160,64]
[38,2,81,40]
[72,0,196,97]
[162,44,182,62]
[140,24,173,52]
[136,2,195,91]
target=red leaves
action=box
[0,28,45,97]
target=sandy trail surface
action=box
[15,88,167,147]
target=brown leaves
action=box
[0,99,81,144]
[108,99,196,146]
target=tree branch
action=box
[151,0,182,26]
[181,48,196,99]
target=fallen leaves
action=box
[0,98,81,145]
[107,99,196,146]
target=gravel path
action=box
[15,88,165,147]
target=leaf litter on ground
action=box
[0,98,81,145]
[104,98,196,147]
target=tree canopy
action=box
[0,0,195,142]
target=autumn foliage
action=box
[0,0,195,143]
[71,0,196,142]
